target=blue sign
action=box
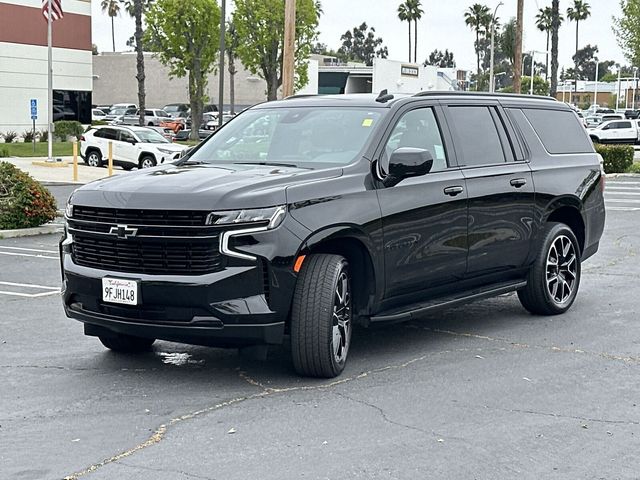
[30,99,37,120]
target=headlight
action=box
[207,206,286,229]
[65,202,73,218]
[157,148,176,154]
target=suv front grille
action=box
[69,206,224,275]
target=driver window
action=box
[384,108,448,172]
[119,131,135,143]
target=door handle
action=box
[443,186,464,196]
[510,178,527,188]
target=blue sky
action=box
[92,0,626,72]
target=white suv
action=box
[80,126,188,170]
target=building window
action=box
[53,90,92,123]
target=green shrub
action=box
[0,161,57,229]
[0,147,9,158]
[595,144,635,173]
[626,162,640,174]
[2,131,18,143]
[53,120,84,141]
[39,129,49,142]
[22,129,36,143]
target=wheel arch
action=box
[545,204,586,254]
[297,226,380,320]
[138,151,156,164]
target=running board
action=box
[369,280,527,324]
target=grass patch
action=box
[0,142,74,158]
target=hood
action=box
[154,143,187,152]
[71,162,342,211]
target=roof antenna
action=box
[375,89,394,103]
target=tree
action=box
[100,0,120,53]
[613,0,640,67]
[502,76,550,96]
[425,49,455,68]
[550,0,561,96]
[465,3,491,90]
[338,23,389,66]
[536,7,562,81]
[145,0,220,140]
[571,45,615,81]
[500,18,516,65]
[567,1,591,87]
[233,0,320,101]
[513,0,524,93]
[226,22,240,115]
[409,0,424,63]
[311,42,329,55]
[398,2,412,62]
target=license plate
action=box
[102,277,139,305]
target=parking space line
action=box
[0,251,58,260]
[0,290,60,298]
[0,281,60,298]
[605,199,640,204]
[0,281,59,290]
[0,246,58,254]
[605,191,640,196]
[607,207,640,211]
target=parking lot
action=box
[1,178,640,479]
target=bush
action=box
[39,129,49,142]
[595,144,635,173]
[0,147,9,158]
[626,162,640,174]
[53,120,84,141]
[22,129,36,143]
[2,131,18,143]
[0,162,57,229]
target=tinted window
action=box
[384,108,448,172]
[618,121,632,129]
[119,131,136,142]
[145,110,153,116]
[448,106,507,166]
[96,128,118,140]
[522,108,593,154]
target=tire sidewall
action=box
[140,155,156,169]
[87,150,102,167]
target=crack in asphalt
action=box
[422,327,640,365]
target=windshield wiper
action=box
[234,161,307,169]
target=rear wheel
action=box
[291,254,352,378]
[99,333,155,353]
[139,155,156,169]
[518,222,581,315]
[121,164,134,171]
[86,150,102,167]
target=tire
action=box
[518,222,581,316]
[99,333,155,353]
[86,149,103,168]
[139,155,156,169]
[291,254,352,378]
[121,164,134,171]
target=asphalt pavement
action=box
[1,179,640,479]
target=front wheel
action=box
[291,254,352,378]
[139,155,156,169]
[518,222,581,315]
[99,333,155,353]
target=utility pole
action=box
[489,2,503,93]
[218,0,226,128]
[513,0,524,93]
[282,0,296,98]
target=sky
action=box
[91,0,627,72]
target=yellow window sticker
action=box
[362,118,374,127]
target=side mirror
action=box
[382,147,433,188]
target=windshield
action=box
[134,129,170,144]
[111,108,127,115]
[187,107,384,168]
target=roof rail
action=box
[376,89,395,103]
[412,91,555,101]
[284,94,320,100]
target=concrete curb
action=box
[0,223,63,239]
[606,173,640,178]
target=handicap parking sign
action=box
[30,99,37,120]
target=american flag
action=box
[41,0,63,22]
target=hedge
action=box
[0,161,57,229]
[594,144,635,174]
[53,120,84,141]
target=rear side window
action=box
[522,108,593,154]
[95,128,117,140]
[447,106,508,167]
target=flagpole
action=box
[47,0,53,161]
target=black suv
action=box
[61,92,606,378]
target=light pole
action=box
[217,0,226,127]
[616,65,621,109]
[633,67,638,110]
[593,58,599,108]
[489,1,503,93]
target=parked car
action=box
[174,128,211,141]
[105,105,137,123]
[95,105,112,115]
[205,114,236,130]
[588,119,640,144]
[79,125,187,170]
[624,109,640,119]
[122,109,173,127]
[160,118,186,133]
[163,103,190,118]
[585,115,602,128]
[92,108,107,122]
[62,92,605,378]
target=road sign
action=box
[30,99,37,120]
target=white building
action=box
[0,0,93,134]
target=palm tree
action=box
[100,0,120,53]
[464,3,491,89]
[408,0,424,63]
[398,2,412,62]
[124,0,149,127]
[550,0,561,96]
[535,6,562,81]
[567,0,591,86]
[514,0,524,93]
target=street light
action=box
[593,57,599,109]
[633,67,638,110]
[489,2,503,93]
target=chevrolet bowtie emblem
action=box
[109,225,138,239]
